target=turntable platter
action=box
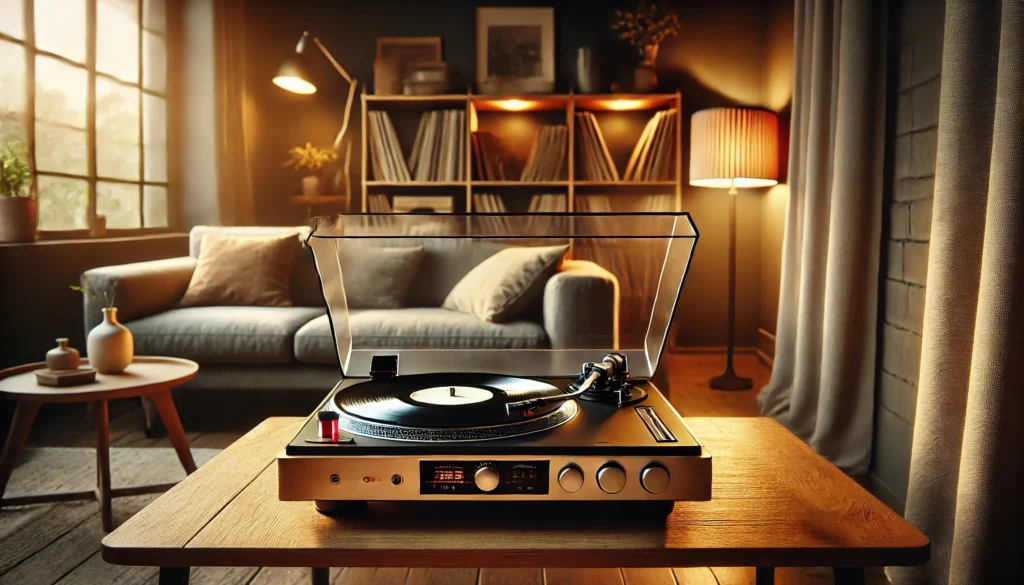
[332,373,578,442]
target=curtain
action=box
[889,1,1023,583]
[757,0,887,479]
[214,0,256,226]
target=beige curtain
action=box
[214,0,256,226]
[757,0,892,477]
[757,0,887,479]
[889,1,1023,583]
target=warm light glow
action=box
[607,99,645,111]
[273,76,317,94]
[499,99,532,111]
[689,108,779,191]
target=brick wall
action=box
[871,0,944,512]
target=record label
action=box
[410,386,494,406]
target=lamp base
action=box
[710,368,753,391]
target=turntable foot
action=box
[626,500,675,517]
[315,500,368,516]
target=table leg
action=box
[96,399,112,532]
[0,401,41,505]
[834,567,865,585]
[310,567,330,585]
[151,389,197,474]
[159,567,190,585]
[755,567,775,585]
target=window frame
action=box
[0,0,175,239]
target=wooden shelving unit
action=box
[360,92,682,214]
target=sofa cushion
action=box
[179,232,302,308]
[339,245,425,309]
[294,309,550,364]
[126,306,325,365]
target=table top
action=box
[0,356,198,403]
[101,416,928,569]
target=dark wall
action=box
[240,0,792,348]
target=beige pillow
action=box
[338,244,425,309]
[179,232,300,307]
[443,244,569,323]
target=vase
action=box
[634,44,660,93]
[46,338,81,371]
[576,47,600,94]
[87,307,134,374]
[0,195,37,243]
[302,175,320,197]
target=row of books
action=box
[521,125,568,182]
[368,193,670,214]
[472,131,519,181]
[408,110,465,181]
[575,112,619,181]
[623,108,677,181]
[367,111,410,182]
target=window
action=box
[0,0,169,235]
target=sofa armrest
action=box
[543,259,619,349]
[82,257,197,334]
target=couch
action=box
[82,226,619,426]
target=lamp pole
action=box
[710,180,752,390]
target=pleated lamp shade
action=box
[689,108,779,191]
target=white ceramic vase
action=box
[87,307,134,374]
[301,175,320,197]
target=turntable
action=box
[277,213,710,514]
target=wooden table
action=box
[0,356,199,531]
[102,417,928,585]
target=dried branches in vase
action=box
[284,142,338,197]
[612,1,681,92]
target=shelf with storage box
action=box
[360,93,682,214]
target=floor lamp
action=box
[273,32,358,202]
[689,108,778,390]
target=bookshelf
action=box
[360,92,682,214]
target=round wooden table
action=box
[0,356,199,531]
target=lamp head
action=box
[688,107,779,194]
[273,31,318,94]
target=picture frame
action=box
[476,7,555,94]
[375,36,443,80]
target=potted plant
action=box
[284,142,338,197]
[612,2,681,93]
[0,140,37,243]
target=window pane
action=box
[143,31,166,92]
[97,0,140,83]
[38,175,88,230]
[143,185,167,227]
[97,181,140,228]
[0,40,27,143]
[96,77,140,180]
[0,0,24,40]
[143,0,165,33]
[35,0,86,63]
[143,93,166,181]
[35,57,88,174]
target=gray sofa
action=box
[82,226,619,410]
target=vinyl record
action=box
[334,373,565,429]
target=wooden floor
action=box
[1,354,886,585]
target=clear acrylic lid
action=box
[308,213,698,379]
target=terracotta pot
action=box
[87,307,134,374]
[46,338,81,371]
[302,175,320,197]
[0,196,37,243]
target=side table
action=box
[0,356,199,531]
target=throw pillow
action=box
[443,244,569,323]
[339,244,425,309]
[179,232,300,307]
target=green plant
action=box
[612,2,681,55]
[284,142,338,173]
[71,284,116,310]
[0,140,33,197]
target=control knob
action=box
[596,463,626,494]
[557,465,584,493]
[474,465,500,492]
[640,464,671,494]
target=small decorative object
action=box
[576,47,600,94]
[476,7,555,94]
[35,367,97,387]
[612,1,681,93]
[90,214,107,238]
[46,338,81,371]
[392,195,454,214]
[376,37,442,87]
[72,284,135,375]
[373,58,401,95]
[403,61,451,95]
[284,142,338,197]
[0,140,37,243]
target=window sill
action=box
[0,233,188,248]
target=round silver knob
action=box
[557,465,584,493]
[640,464,670,494]
[474,466,500,492]
[596,463,626,494]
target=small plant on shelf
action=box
[612,2,681,65]
[0,140,33,198]
[284,142,338,197]
[0,139,38,243]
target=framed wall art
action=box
[475,7,555,94]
